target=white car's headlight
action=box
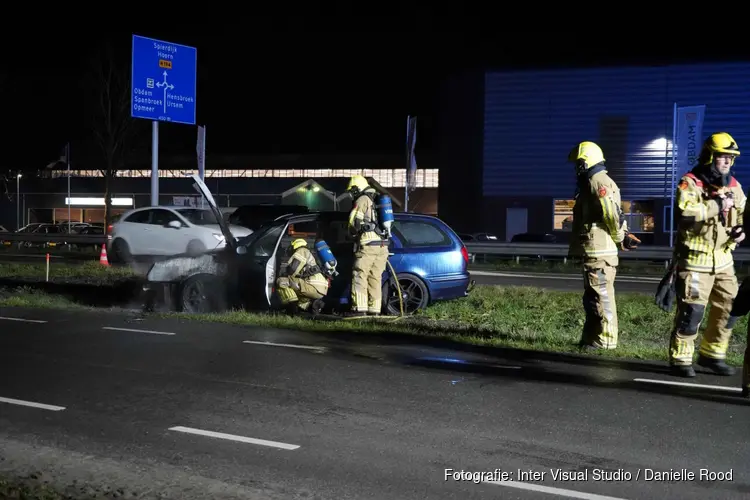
[212,233,225,242]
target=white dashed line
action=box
[483,479,627,499]
[168,426,300,450]
[242,340,325,351]
[102,327,176,336]
[0,396,66,411]
[0,316,48,324]
[634,378,743,393]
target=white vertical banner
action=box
[673,105,705,181]
[197,125,206,208]
[197,125,206,181]
[404,116,417,211]
[669,104,706,245]
[407,116,417,191]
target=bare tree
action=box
[85,42,141,230]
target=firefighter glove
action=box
[731,225,745,244]
[714,194,734,212]
[620,233,641,251]
[731,276,750,317]
[654,263,677,313]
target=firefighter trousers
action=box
[276,276,327,311]
[669,268,738,366]
[351,243,389,314]
[581,263,618,349]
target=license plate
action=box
[2,241,9,246]
[48,242,57,247]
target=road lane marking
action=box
[634,378,743,393]
[0,316,48,324]
[0,396,66,411]
[242,340,325,351]
[168,426,300,450]
[102,327,176,336]
[483,479,627,499]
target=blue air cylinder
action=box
[315,239,338,276]
[376,194,394,236]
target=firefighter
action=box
[346,174,390,316]
[669,132,745,378]
[567,141,641,350]
[275,238,329,314]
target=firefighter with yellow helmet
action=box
[275,238,329,314]
[568,141,641,350]
[668,132,745,378]
[346,174,390,316]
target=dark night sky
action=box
[1,22,748,171]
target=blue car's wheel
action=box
[383,273,429,315]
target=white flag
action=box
[197,125,206,181]
[406,116,417,191]
[674,105,705,180]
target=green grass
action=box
[0,261,138,285]
[1,284,745,366]
[0,476,73,500]
[0,474,123,500]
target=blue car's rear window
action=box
[393,221,453,247]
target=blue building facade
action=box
[437,62,750,244]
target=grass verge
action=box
[1,284,746,366]
[0,261,138,285]
[0,475,77,500]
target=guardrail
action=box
[2,233,749,265]
[463,242,750,264]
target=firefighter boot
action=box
[311,299,325,316]
[284,302,300,316]
[697,355,736,376]
[670,365,696,378]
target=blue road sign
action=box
[131,34,197,125]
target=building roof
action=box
[334,177,403,208]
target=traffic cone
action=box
[99,244,110,266]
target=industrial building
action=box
[0,154,438,229]
[437,62,750,244]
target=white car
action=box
[108,205,252,262]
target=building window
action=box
[553,199,575,231]
[553,199,654,233]
[45,168,439,188]
[624,200,655,233]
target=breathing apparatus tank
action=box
[314,239,339,277]
[375,194,394,237]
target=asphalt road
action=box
[1,308,749,499]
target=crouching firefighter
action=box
[567,141,641,350]
[276,238,330,315]
[346,175,393,317]
[667,132,746,378]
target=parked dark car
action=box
[510,232,557,243]
[143,176,474,315]
[228,204,309,231]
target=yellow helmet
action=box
[346,175,369,192]
[701,132,740,165]
[291,238,307,250]
[568,141,605,169]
